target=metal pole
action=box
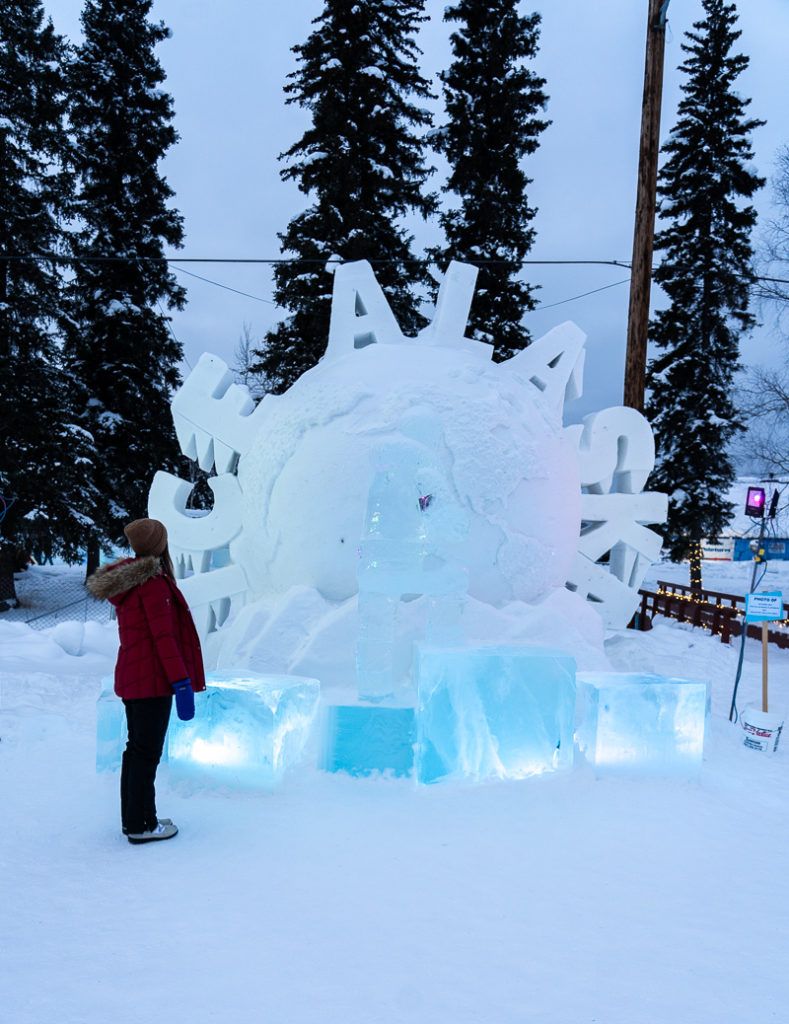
[623,0,671,412]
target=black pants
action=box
[121,696,173,834]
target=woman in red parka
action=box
[88,518,205,844]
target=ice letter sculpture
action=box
[565,409,668,629]
[575,672,708,776]
[415,645,577,784]
[167,671,320,788]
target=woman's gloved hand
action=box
[172,678,195,721]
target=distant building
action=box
[701,477,789,561]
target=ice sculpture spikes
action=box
[171,352,270,472]
[326,260,406,358]
[501,322,587,413]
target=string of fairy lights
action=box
[653,582,789,632]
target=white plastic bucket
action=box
[741,704,784,754]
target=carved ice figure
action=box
[356,422,469,701]
[149,255,667,661]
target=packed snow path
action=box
[1,614,787,1024]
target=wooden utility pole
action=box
[623,0,671,412]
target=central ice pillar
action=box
[356,434,468,701]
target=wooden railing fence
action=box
[629,580,789,650]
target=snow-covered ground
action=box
[1,570,788,1024]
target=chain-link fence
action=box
[0,566,114,630]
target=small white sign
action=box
[745,591,784,623]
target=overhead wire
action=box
[5,250,785,322]
[530,276,632,312]
[170,263,276,305]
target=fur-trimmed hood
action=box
[87,556,162,602]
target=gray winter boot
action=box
[127,821,179,845]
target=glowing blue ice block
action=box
[96,677,127,772]
[167,671,320,788]
[415,645,576,784]
[322,705,415,777]
[575,672,708,776]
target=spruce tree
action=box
[66,0,185,573]
[645,0,764,588]
[0,2,98,605]
[254,0,437,394]
[430,1,549,360]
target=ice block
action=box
[415,645,576,784]
[96,678,128,772]
[167,671,320,788]
[322,704,415,777]
[575,672,708,776]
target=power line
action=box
[171,260,632,312]
[531,276,631,312]
[4,251,787,287]
[170,264,276,305]
[157,299,192,371]
[0,253,633,269]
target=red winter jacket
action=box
[88,556,206,700]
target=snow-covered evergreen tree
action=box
[0,1,98,604]
[254,0,437,393]
[430,0,549,360]
[645,0,764,584]
[66,0,185,572]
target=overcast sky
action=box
[44,0,789,418]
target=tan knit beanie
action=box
[124,518,168,557]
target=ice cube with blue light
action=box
[167,671,320,788]
[575,672,708,776]
[96,677,128,772]
[322,704,415,777]
[415,645,576,784]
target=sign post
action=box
[744,591,783,715]
[738,591,785,753]
[762,621,769,712]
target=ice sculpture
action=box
[148,256,667,676]
[322,705,416,777]
[414,645,577,784]
[575,672,708,776]
[167,671,320,788]
[357,430,468,700]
